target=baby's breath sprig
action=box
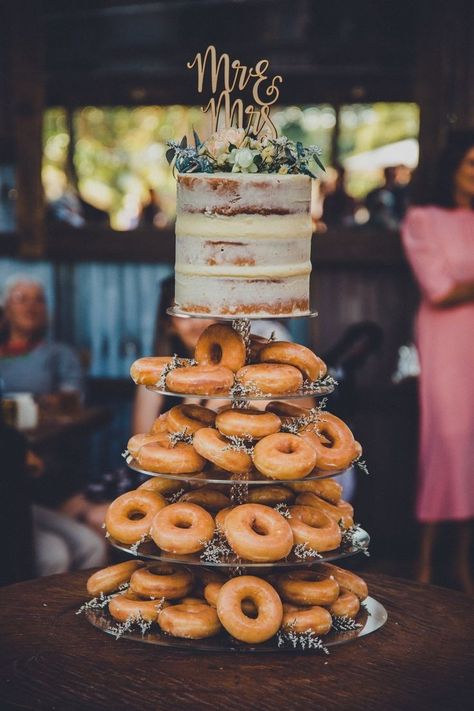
[339,522,369,555]
[331,615,362,633]
[281,406,320,434]
[274,503,292,519]
[121,449,133,464]
[166,487,186,504]
[355,458,370,476]
[293,542,322,560]
[168,429,194,447]
[303,374,338,394]
[199,531,236,564]
[229,379,263,400]
[277,624,330,653]
[157,354,196,390]
[108,613,154,640]
[76,583,130,616]
[224,435,254,455]
[129,533,150,556]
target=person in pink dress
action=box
[401,131,474,593]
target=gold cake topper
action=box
[187,45,283,138]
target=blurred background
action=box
[0,0,473,586]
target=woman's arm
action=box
[131,387,164,434]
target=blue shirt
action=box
[0,341,83,396]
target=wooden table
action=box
[0,572,472,711]
[24,406,111,447]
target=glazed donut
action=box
[127,432,170,459]
[166,365,234,395]
[247,485,295,506]
[215,506,234,532]
[193,567,226,595]
[150,502,215,554]
[167,404,216,434]
[224,503,293,562]
[275,570,340,606]
[109,590,164,622]
[252,433,317,480]
[295,492,354,529]
[301,412,359,471]
[130,563,193,600]
[265,401,309,420]
[249,333,272,362]
[215,408,281,440]
[259,341,327,382]
[288,506,342,552]
[204,581,257,617]
[105,490,166,545]
[236,364,303,395]
[87,561,145,597]
[130,356,173,385]
[317,563,368,601]
[328,590,361,619]
[195,323,246,372]
[178,487,230,512]
[289,478,343,504]
[149,413,169,434]
[282,603,333,635]
[193,428,253,475]
[138,477,189,497]
[137,442,205,474]
[158,598,221,639]
[216,575,283,643]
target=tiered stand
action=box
[86,311,387,652]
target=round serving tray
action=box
[85,596,386,652]
[145,382,334,399]
[166,306,319,321]
[127,457,353,485]
[108,528,370,568]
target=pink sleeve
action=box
[401,208,456,303]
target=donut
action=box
[178,487,231,512]
[149,413,169,434]
[301,412,359,471]
[275,570,340,606]
[236,364,303,395]
[249,333,272,362]
[216,575,283,643]
[215,408,281,440]
[224,503,293,562]
[258,341,327,382]
[265,401,309,420]
[86,561,145,597]
[193,428,253,475]
[215,506,234,532]
[287,505,342,552]
[105,490,167,545]
[204,580,257,617]
[289,478,343,504]
[166,365,234,395]
[130,356,173,385]
[328,591,361,619]
[195,323,246,372]
[158,598,221,639]
[193,567,226,596]
[295,492,354,529]
[252,433,317,480]
[127,432,170,458]
[130,563,193,600]
[150,502,215,554]
[109,590,164,622]
[137,442,205,474]
[247,485,295,506]
[167,404,216,434]
[138,477,189,497]
[317,563,368,601]
[282,603,333,635]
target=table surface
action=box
[0,571,472,711]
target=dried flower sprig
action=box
[229,379,263,400]
[166,487,186,504]
[158,354,196,390]
[121,449,133,464]
[224,435,254,455]
[339,522,370,556]
[129,533,150,556]
[277,624,330,653]
[274,503,292,519]
[355,458,370,476]
[76,583,130,616]
[331,615,362,633]
[281,406,320,434]
[168,429,194,447]
[199,531,236,564]
[293,542,322,560]
[108,613,154,640]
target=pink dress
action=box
[402,206,474,522]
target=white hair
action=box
[1,273,46,307]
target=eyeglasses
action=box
[7,292,46,306]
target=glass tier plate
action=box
[127,457,353,485]
[85,596,386,652]
[108,528,370,568]
[166,306,319,321]
[145,382,334,399]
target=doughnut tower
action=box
[81,171,388,652]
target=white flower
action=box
[233,147,255,169]
[203,128,245,160]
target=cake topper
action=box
[187,45,282,137]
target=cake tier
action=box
[174,173,313,317]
